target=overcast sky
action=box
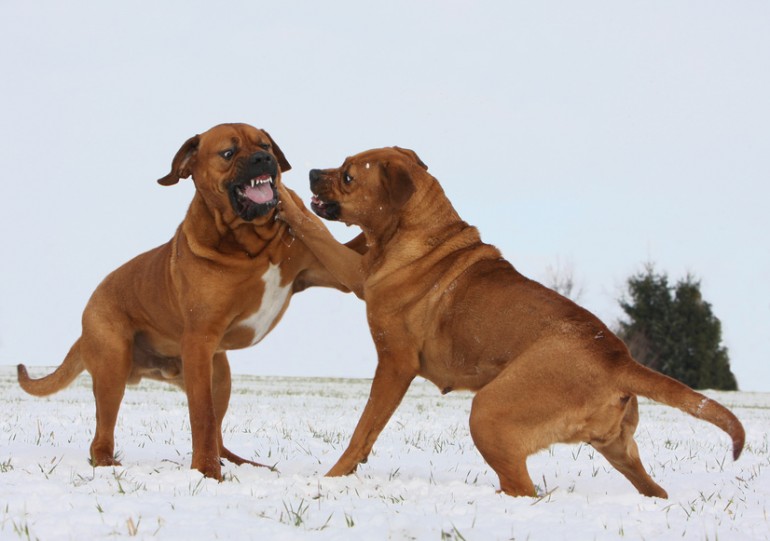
[1,1,768,391]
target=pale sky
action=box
[1,1,768,391]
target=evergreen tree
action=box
[617,264,738,390]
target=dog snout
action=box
[309,169,323,191]
[249,151,273,166]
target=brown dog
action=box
[276,146,745,497]
[17,123,363,480]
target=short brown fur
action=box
[277,147,744,497]
[17,123,364,480]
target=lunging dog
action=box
[276,146,744,497]
[17,123,363,480]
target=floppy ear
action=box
[157,135,200,186]
[384,161,416,210]
[392,146,428,171]
[262,129,292,173]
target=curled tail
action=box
[618,361,745,460]
[17,339,85,396]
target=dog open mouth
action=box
[228,174,278,221]
[310,194,341,221]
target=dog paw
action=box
[193,458,222,481]
[89,455,122,468]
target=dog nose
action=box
[249,151,273,165]
[309,169,322,190]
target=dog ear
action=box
[157,135,200,186]
[262,129,292,173]
[385,161,416,210]
[392,146,428,171]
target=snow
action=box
[1,367,768,540]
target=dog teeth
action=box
[249,177,273,188]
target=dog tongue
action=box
[244,182,273,204]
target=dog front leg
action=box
[181,333,221,480]
[277,184,365,297]
[327,360,416,477]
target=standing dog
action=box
[276,147,744,497]
[17,123,363,480]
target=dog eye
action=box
[220,149,235,160]
[259,143,271,150]
[344,173,354,184]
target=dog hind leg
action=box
[468,390,538,497]
[83,334,133,467]
[467,355,590,497]
[591,396,668,498]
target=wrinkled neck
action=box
[184,192,289,259]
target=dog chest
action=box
[238,263,292,346]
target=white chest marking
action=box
[240,263,292,346]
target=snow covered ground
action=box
[1,366,768,540]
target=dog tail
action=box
[17,339,85,396]
[618,360,745,461]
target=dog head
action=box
[158,123,291,223]
[308,147,426,230]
